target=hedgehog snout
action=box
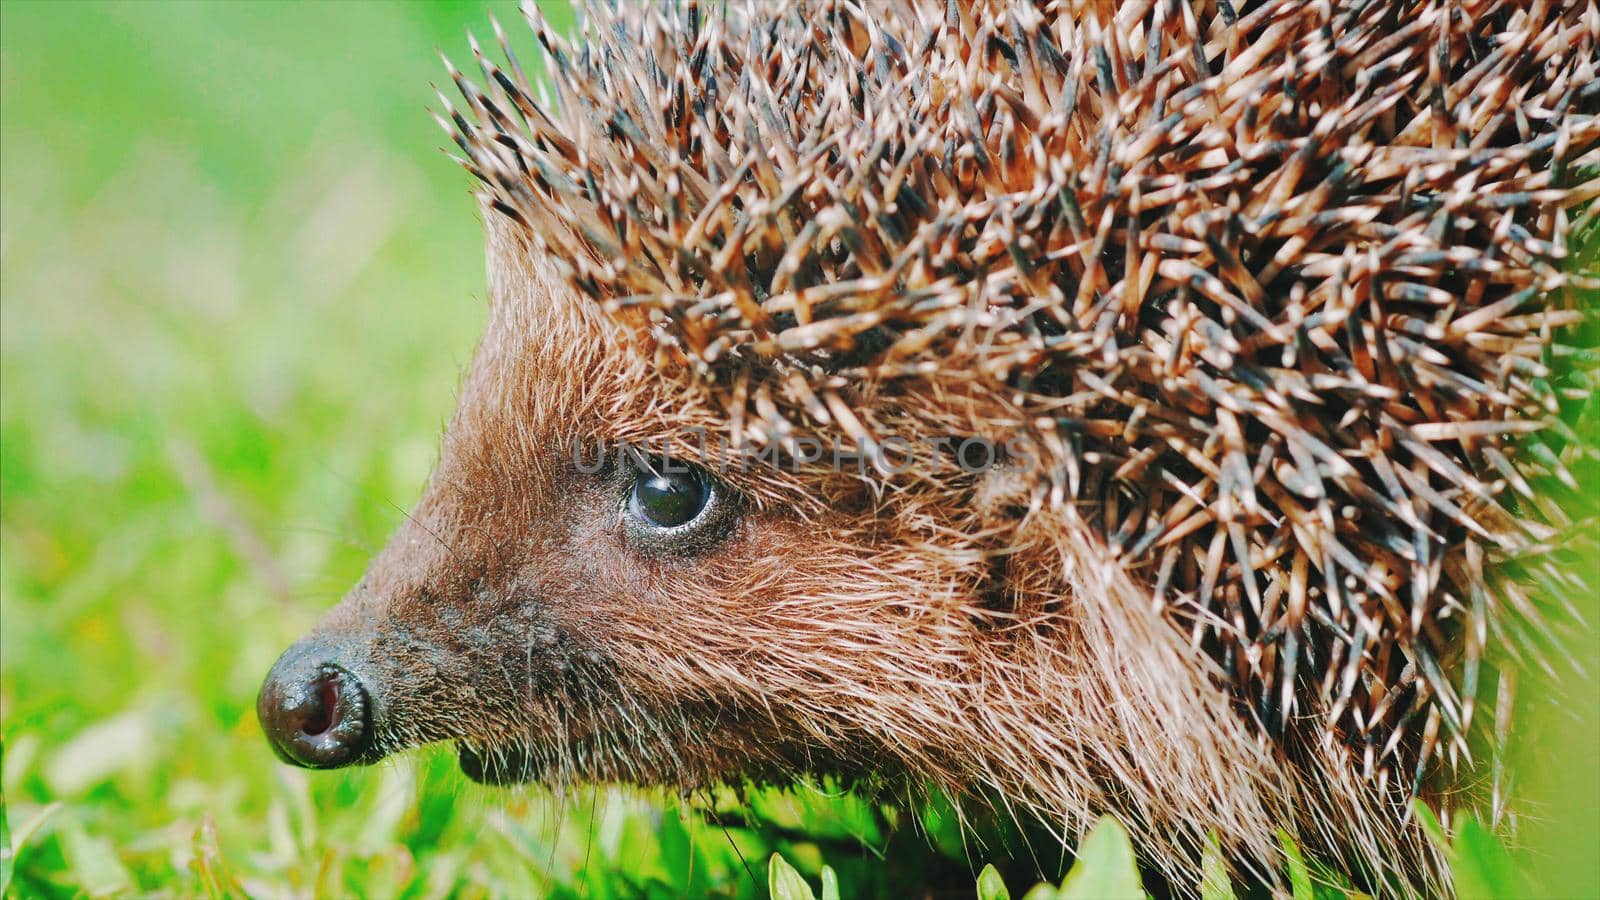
[257,641,375,769]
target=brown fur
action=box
[279,0,1600,894]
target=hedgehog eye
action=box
[629,464,707,527]
[624,457,720,538]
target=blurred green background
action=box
[1,1,1596,898]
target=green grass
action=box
[1,1,1596,897]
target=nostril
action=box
[299,679,340,737]
[258,656,373,769]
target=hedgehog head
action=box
[266,206,1289,873]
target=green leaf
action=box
[1200,832,1236,900]
[0,777,11,900]
[1058,816,1144,900]
[1410,798,1526,898]
[1019,885,1061,900]
[1411,800,1450,851]
[191,814,246,900]
[918,788,970,861]
[769,853,817,900]
[1277,829,1313,900]
[3,802,60,870]
[60,817,133,896]
[1309,856,1362,900]
[978,863,1013,900]
[1448,817,1522,900]
[43,712,154,798]
[819,865,840,900]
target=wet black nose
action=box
[257,648,372,768]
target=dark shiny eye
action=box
[627,461,710,529]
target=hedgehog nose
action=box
[258,646,372,768]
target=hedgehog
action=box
[256,0,1600,893]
